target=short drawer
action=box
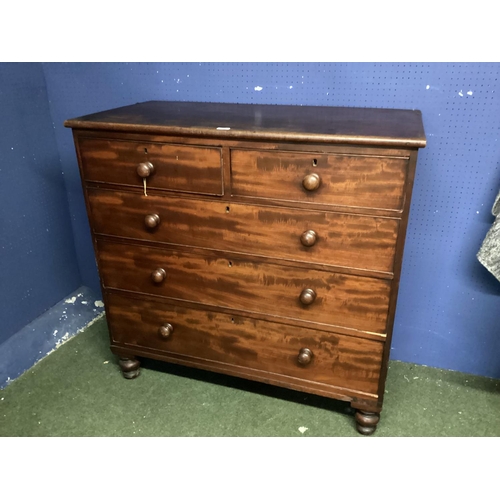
[88,189,399,274]
[97,240,391,335]
[78,137,223,195]
[106,292,384,398]
[231,148,408,211]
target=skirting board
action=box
[0,286,104,389]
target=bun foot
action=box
[355,410,380,435]
[118,356,141,379]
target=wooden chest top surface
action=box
[65,100,426,148]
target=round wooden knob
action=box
[298,348,313,365]
[144,213,160,228]
[137,161,154,178]
[151,268,166,283]
[158,323,174,339]
[300,230,317,247]
[302,173,321,191]
[299,288,316,305]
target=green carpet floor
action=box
[0,317,499,437]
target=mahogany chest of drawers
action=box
[65,101,426,435]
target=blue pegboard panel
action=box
[43,62,500,378]
[0,63,81,344]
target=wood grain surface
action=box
[87,189,399,274]
[106,292,384,397]
[231,148,408,210]
[97,240,392,334]
[78,137,223,195]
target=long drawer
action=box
[88,189,399,274]
[78,137,223,195]
[230,148,408,210]
[106,292,384,398]
[97,240,392,334]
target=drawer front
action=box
[87,189,399,274]
[97,240,391,334]
[231,149,407,210]
[106,292,384,397]
[78,137,223,195]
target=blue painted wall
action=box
[0,63,81,345]
[42,62,500,378]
